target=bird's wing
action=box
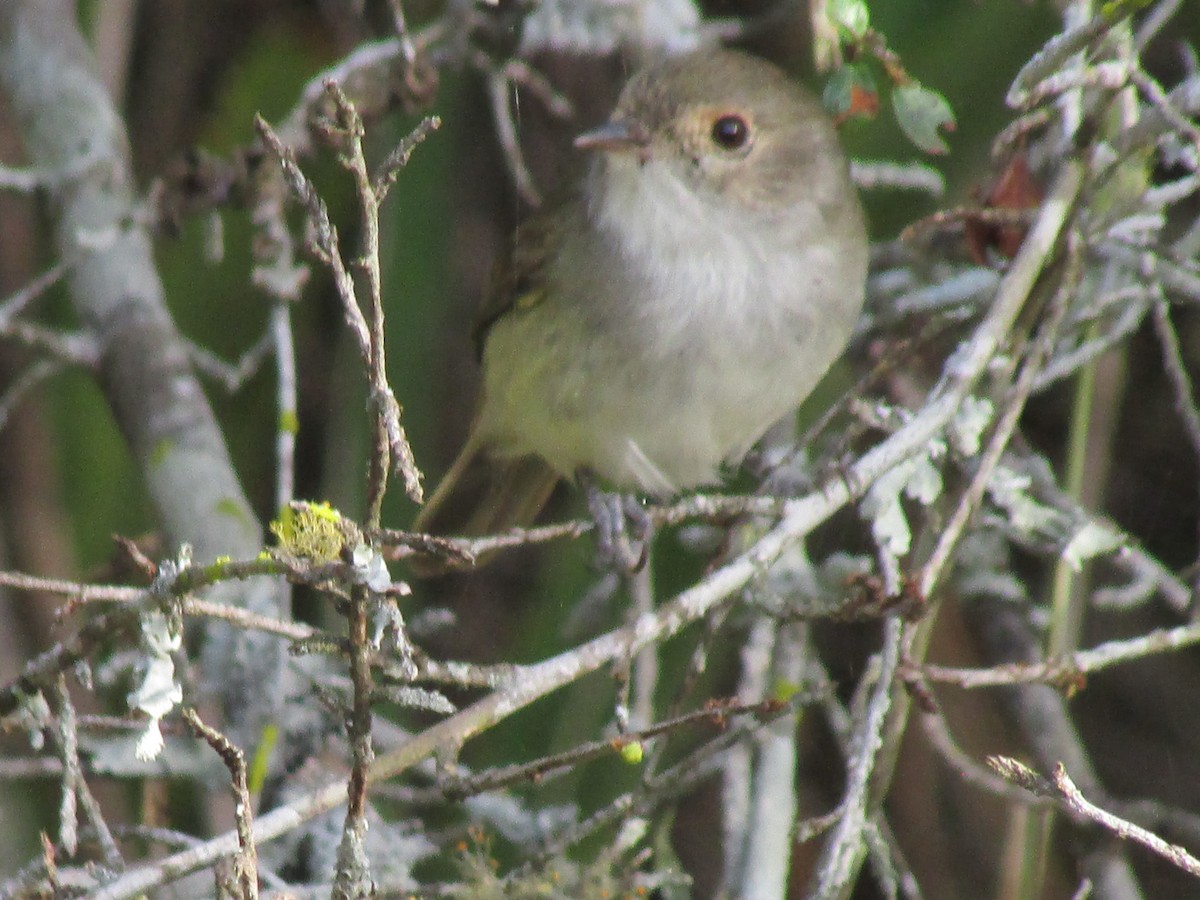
[470,197,575,359]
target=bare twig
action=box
[0,358,64,431]
[0,261,68,326]
[485,69,542,207]
[850,160,945,196]
[181,708,259,900]
[918,231,1080,597]
[809,618,904,899]
[257,93,434,513]
[385,0,419,69]
[992,757,1200,880]
[184,332,273,393]
[1,320,99,365]
[920,617,1200,689]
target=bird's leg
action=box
[581,472,654,573]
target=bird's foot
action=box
[585,481,653,573]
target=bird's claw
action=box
[586,484,653,573]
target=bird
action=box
[412,48,868,571]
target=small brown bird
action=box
[414,49,868,568]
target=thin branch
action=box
[919,617,1200,689]
[0,320,99,365]
[808,618,905,899]
[271,303,298,515]
[850,159,945,196]
[0,161,46,191]
[258,93,432,511]
[184,331,273,393]
[485,67,542,207]
[992,758,1200,880]
[0,260,68,326]
[918,231,1079,597]
[385,0,419,69]
[181,709,259,900]
[0,358,63,431]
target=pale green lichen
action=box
[269,500,349,564]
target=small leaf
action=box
[893,82,956,154]
[1062,522,1123,571]
[823,63,878,120]
[828,0,870,39]
[1101,0,1153,21]
[772,679,801,703]
[965,152,1045,262]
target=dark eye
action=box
[711,114,750,150]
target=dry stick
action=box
[364,115,440,512]
[183,332,274,394]
[1134,0,1184,49]
[324,86,425,516]
[813,653,924,898]
[253,115,370,387]
[2,320,98,365]
[738,620,808,899]
[248,129,308,514]
[992,758,1200,880]
[47,678,122,869]
[54,676,79,857]
[907,675,1049,805]
[920,617,1200,689]
[0,260,68,325]
[379,493,779,564]
[0,358,64,431]
[0,566,514,695]
[334,582,376,899]
[385,0,419,69]
[270,304,298,515]
[261,90,437,895]
[720,615,774,895]
[181,709,259,900]
[1012,449,1194,613]
[809,618,905,899]
[918,231,1081,599]
[485,68,542,207]
[527,711,785,870]
[257,92,434,516]
[424,699,790,802]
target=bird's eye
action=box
[711,114,751,150]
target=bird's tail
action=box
[409,438,560,576]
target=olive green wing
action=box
[470,198,573,359]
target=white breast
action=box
[478,156,859,495]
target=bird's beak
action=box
[574,119,651,154]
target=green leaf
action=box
[822,63,878,118]
[828,0,870,40]
[279,408,299,435]
[1101,0,1153,22]
[893,82,956,154]
[772,679,801,703]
